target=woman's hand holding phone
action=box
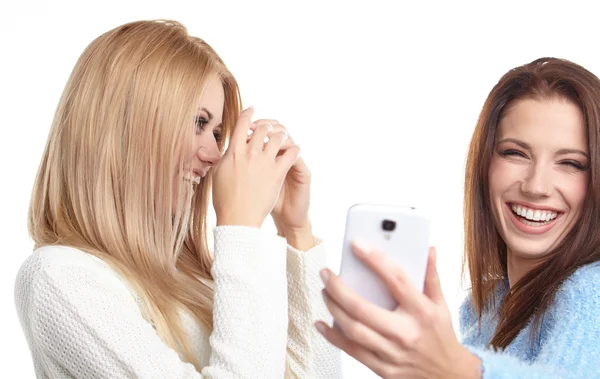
[315,242,482,379]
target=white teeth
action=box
[511,204,558,222]
[183,172,201,185]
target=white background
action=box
[1,1,599,377]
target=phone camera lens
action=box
[382,219,396,231]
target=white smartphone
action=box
[337,203,431,310]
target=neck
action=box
[506,249,543,288]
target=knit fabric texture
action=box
[14,225,342,378]
[460,261,600,378]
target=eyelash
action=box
[499,149,587,171]
[195,117,222,142]
[499,149,526,158]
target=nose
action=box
[196,142,222,167]
[521,163,552,198]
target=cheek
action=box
[175,136,203,169]
[561,174,589,211]
[488,158,518,198]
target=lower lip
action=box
[506,204,561,235]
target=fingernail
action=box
[320,269,329,283]
[353,238,370,255]
[315,321,326,334]
[266,123,273,133]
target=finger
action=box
[248,121,294,150]
[248,121,286,138]
[247,122,288,146]
[250,119,280,130]
[315,321,392,378]
[271,137,311,183]
[287,154,311,181]
[270,133,298,158]
[264,131,289,157]
[351,239,429,315]
[229,107,254,150]
[247,123,273,152]
[423,247,446,305]
[322,290,402,364]
[320,268,416,344]
[275,144,301,174]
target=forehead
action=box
[197,76,225,120]
[497,97,587,150]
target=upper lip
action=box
[507,201,563,214]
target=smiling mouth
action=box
[183,172,201,185]
[509,203,560,227]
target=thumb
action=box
[276,144,301,175]
[423,246,446,305]
[230,106,254,149]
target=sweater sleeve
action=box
[284,239,343,378]
[19,226,288,379]
[204,226,289,378]
[460,264,600,379]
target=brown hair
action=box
[28,20,241,369]
[463,57,600,348]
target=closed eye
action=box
[559,160,586,171]
[499,149,528,159]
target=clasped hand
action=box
[212,107,313,249]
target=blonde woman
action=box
[15,20,341,378]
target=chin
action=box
[501,235,557,260]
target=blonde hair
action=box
[28,20,241,369]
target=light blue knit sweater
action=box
[460,261,600,378]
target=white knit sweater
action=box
[14,226,342,378]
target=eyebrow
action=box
[496,138,589,158]
[199,107,223,128]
